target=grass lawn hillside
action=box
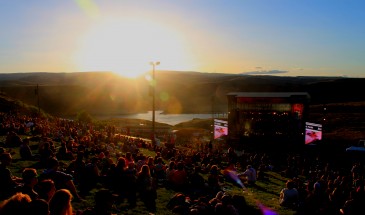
[0,134,296,215]
[1,93,365,215]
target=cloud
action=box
[294,67,304,71]
[240,70,289,75]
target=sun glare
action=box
[74,17,196,78]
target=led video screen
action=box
[214,119,228,139]
[305,122,322,144]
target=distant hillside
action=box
[1,72,365,116]
[0,93,46,117]
[0,90,364,144]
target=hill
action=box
[1,91,364,148]
[1,72,365,116]
[0,93,48,117]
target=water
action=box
[103,111,214,125]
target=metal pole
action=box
[152,64,156,146]
[212,95,215,141]
[150,61,160,146]
[36,84,40,116]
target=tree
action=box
[76,110,93,124]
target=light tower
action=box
[150,61,160,146]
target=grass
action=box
[1,135,298,215]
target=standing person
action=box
[125,152,134,167]
[39,142,55,167]
[208,165,222,194]
[49,189,73,215]
[111,157,127,200]
[208,141,213,153]
[170,162,188,191]
[125,162,137,208]
[137,165,157,213]
[165,161,176,187]
[227,147,237,164]
[154,157,166,183]
[66,151,86,187]
[83,157,100,193]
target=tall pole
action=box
[35,84,40,116]
[150,61,160,146]
[212,95,215,141]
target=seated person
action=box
[5,131,23,147]
[279,180,299,208]
[17,168,39,200]
[81,189,117,215]
[19,138,35,160]
[29,199,50,215]
[39,142,55,167]
[238,165,257,185]
[39,157,81,200]
[56,141,74,160]
[0,153,21,200]
[35,179,56,202]
[0,193,32,215]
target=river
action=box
[99,111,217,125]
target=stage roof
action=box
[227,92,310,98]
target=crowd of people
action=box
[0,112,364,215]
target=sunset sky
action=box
[1,0,364,78]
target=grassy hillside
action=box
[1,89,364,146]
[0,94,363,214]
[0,134,296,215]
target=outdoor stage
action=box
[226,92,310,151]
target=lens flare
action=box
[75,0,100,18]
[257,202,279,215]
[159,92,170,101]
[222,168,246,190]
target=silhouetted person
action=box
[0,152,21,200]
[137,165,157,213]
[19,137,35,160]
[17,168,39,200]
[40,157,81,200]
[36,179,56,202]
[81,189,117,215]
[0,193,32,215]
[49,189,74,215]
[30,199,50,215]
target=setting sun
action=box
[73,17,196,78]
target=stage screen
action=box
[305,122,322,144]
[214,119,228,139]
